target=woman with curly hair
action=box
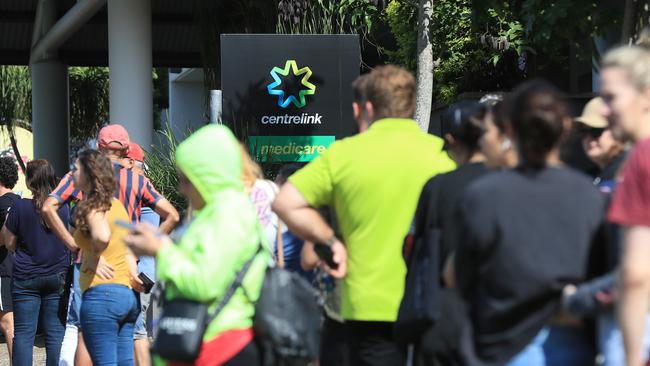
[72,149,142,364]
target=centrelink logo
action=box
[262,60,322,126]
[267,60,316,109]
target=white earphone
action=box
[501,138,512,151]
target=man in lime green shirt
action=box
[273,65,455,365]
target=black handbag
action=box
[152,247,261,363]
[395,227,442,344]
[253,265,322,366]
[395,177,443,345]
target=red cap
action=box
[126,142,145,162]
[98,124,130,150]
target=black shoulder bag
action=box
[152,246,261,363]
[395,178,443,344]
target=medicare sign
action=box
[221,34,360,162]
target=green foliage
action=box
[276,0,380,36]
[385,0,525,104]
[383,0,622,104]
[384,1,417,70]
[69,67,109,144]
[0,66,31,128]
[144,123,187,212]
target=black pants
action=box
[346,321,406,366]
[321,316,350,366]
[223,341,260,366]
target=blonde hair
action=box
[365,65,416,119]
[602,45,650,91]
[240,144,263,190]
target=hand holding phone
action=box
[314,244,339,270]
[138,272,155,294]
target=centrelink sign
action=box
[221,34,360,162]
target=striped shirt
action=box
[50,161,162,223]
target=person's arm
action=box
[143,179,179,234]
[125,209,266,302]
[42,196,77,251]
[152,198,180,234]
[607,147,650,366]
[619,226,650,366]
[273,183,346,278]
[126,248,144,293]
[0,225,16,252]
[300,241,319,271]
[86,210,110,254]
[44,173,80,251]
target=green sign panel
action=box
[249,135,335,162]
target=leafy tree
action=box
[69,67,109,148]
[0,66,31,171]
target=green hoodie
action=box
[156,124,269,342]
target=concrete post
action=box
[31,0,70,176]
[108,0,153,148]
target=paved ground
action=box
[0,335,46,365]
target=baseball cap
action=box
[126,142,145,162]
[98,124,130,150]
[575,97,608,129]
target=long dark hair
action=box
[25,160,57,216]
[509,80,569,170]
[74,150,116,236]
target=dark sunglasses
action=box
[581,128,605,139]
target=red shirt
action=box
[608,138,650,227]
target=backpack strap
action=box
[276,220,285,268]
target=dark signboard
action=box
[221,34,360,162]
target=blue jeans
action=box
[80,284,140,365]
[12,272,67,366]
[506,325,594,366]
[598,313,650,365]
[66,263,82,328]
[134,256,155,339]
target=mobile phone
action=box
[115,220,136,231]
[314,244,339,270]
[138,272,155,294]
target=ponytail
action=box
[509,80,568,170]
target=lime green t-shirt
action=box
[289,118,455,321]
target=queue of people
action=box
[0,41,648,366]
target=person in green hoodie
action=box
[124,124,269,366]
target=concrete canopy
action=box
[0,0,201,67]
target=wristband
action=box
[322,235,338,247]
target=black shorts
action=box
[0,277,11,312]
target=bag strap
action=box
[205,244,263,326]
[276,220,285,268]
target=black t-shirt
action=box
[0,192,20,277]
[456,166,606,366]
[416,162,491,264]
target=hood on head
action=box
[175,125,243,202]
